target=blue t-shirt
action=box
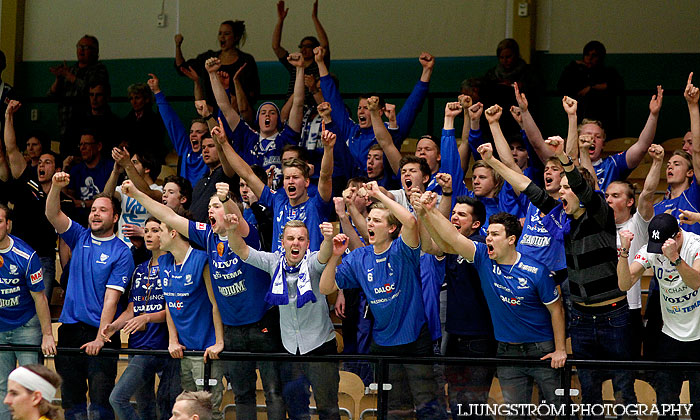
[516,202,567,272]
[128,260,168,350]
[420,253,444,341]
[68,159,114,201]
[259,186,331,252]
[335,238,426,346]
[159,248,215,351]
[59,220,134,326]
[593,152,630,192]
[468,243,558,343]
[444,235,494,337]
[188,221,272,326]
[654,177,700,235]
[0,236,44,332]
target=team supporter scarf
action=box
[266,250,316,308]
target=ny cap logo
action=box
[652,230,660,240]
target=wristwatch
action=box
[671,256,682,267]
[203,114,215,121]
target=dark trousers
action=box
[655,333,700,420]
[281,339,340,420]
[56,322,121,420]
[444,334,496,420]
[222,308,286,420]
[370,325,448,420]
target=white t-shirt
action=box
[389,189,440,216]
[616,212,651,309]
[634,231,700,341]
[116,183,163,246]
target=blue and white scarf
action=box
[265,250,316,308]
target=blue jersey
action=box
[593,152,630,192]
[260,186,331,252]
[654,177,700,235]
[335,238,426,347]
[420,253,444,341]
[468,243,558,343]
[229,120,300,177]
[516,202,567,272]
[68,159,114,201]
[128,260,168,350]
[59,221,134,326]
[188,221,272,326]
[159,248,215,351]
[0,236,44,332]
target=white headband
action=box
[7,367,56,401]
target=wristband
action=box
[220,194,230,203]
[671,256,682,267]
[203,114,214,121]
[562,156,574,167]
[442,191,452,197]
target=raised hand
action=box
[321,130,336,149]
[332,234,349,256]
[194,100,210,118]
[684,73,698,105]
[435,173,452,192]
[618,230,634,252]
[304,75,316,91]
[648,144,664,162]
[311,0,319,19]
[444,102,462,119]
[317,102,332,120]
[484,105,502,124]
[223,213,240,231]
[147,73,160,94]
[205,57,221,74]
[288,53,304,68]
[649,85,664,115]
[363,181,380,198]
[174,34,184,46]
[477,143,494,161]
[180,65,199,82]
[458,94,472,111]
[277,0,289,20]
[121,180,136,197]
[233,62,247,82]
[419,52,435,71]
[112,147,131,168]
[5,100,20,117]
[384,103,397,123]
[216,71,230,90]
[216,182,230,202]
[468,102,484,122]
[211,118,228,145]
[513,83,528,112]
[578,134,594,151]
[679,210,700,225]
[333,197,346,217]
[545,136,565,157]
[409,191,423,213]
[661,238,680,262]
[419,191,438,211]
[562,96,577,116]
[367,96,381,113]
[320,222,335,240]
[313,46,326,64]
[509,106,523,127]
[52,171,70,188]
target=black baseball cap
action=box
[647,213,679,254]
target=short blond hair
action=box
[176,391,212,420]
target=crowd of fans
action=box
[0,2,698,420]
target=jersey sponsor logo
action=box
[0,296,19,308]
[0,255,4,268]
[212,258,239,269]
[196,222,207,231]
[168,300,184,310]
[500,295,522,306]
[0,278,20,285]
[30,270,43,285]
[217,242,225,257]
[520,234,550,247]
[184,274,193,286]
[493,282,512,293]
[662,289,698,304]
[218,280,246,296]
[517,262,538,274]
[517,277,529,289]
[8,265,17,275]
[374,283,395,294]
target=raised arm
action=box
[120,180,190,237]
[317,130,335,202]
[224,214,250,260]
[365,181,419,248]
[458,95,473,171]
[45,172,71,234]
[638,145,664,221]
[103,154,124,200]
[617,230,645,291]
[210,118,236,178]
[115,147,162,201]
[410,191,444,256]
[478,143,530,193]
[287,54,306,133]
[514,83,551,163]
[216,181,249,237]
[319,234,348,295]
[562,96,579,159]
[4,100,27,179]
[317,222,335,264]
[334,196,365,251]
[486,105,520,173]
[211,121,265,198]
[206,57,241,132]
[685,73,700,174]
[577,135,598,187]
[311,0,330,52]
[231,66,254,123]
[419,192,476,260]
[271,1,290,59]
[174,34,186,68]
[627,86,663,169]
[369,96,401,174]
